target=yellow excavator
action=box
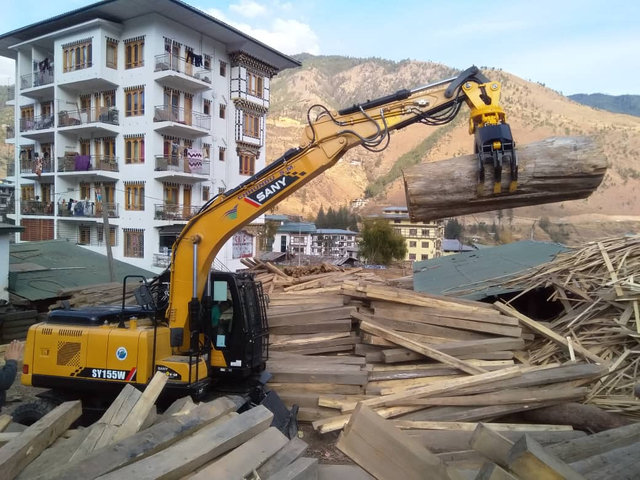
[16,66,516,424]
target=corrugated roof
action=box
[382,206,408,212]
[442,239,476,252]
[316,229,357,235]
[413,240,569,300]
[264,215,290,221]
[9,240,155,301]
[276,222,316,234]
[0,223,24,234]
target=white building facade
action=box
[0,0,299,273]
[273,223,358,258]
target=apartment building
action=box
[0,0,299,272]
[273,222,358,258]
[369,206,443,262]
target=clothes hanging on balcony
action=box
[194,55,203,67]
[35,158,43,177]
[74,155,91,171]
[186,148,203,173]
[185,50,194,64]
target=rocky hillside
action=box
[0,85,13,178]
[569,93,640,117]
[266,55,640,229]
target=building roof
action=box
[0,0,301,71]
[9,240,155,301]
[442,239,476,252]
[382,206,408,212]
[0,223,24,234]
[264,214,290,222]
[276,222,317,234]
[315,229,357,235]
[259,251,288,263]
[413,240,569,300]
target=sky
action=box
[0,0,639,95]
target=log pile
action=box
[48,282,140,311]
[0,372,324,480]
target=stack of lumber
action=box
[337,403,640,480]
[499,235,640,418]
[0,371,324,480]
[48,282,140,311]
[0,310,39,342]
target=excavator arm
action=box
[166,66,516,352]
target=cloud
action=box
[0,57,15,82]
[233,18,320,55]
[203,7,228,22]
[229,0,267,18]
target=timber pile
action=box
[48,282,140,311]
[498,235,640,418]
[0,372,323,480]
[336,405,640,479]
[0,310,39,343]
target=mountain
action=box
[266,54,640,240]
[569,93,640,117]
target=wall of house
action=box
[0,235,9,302]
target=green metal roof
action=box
[9,240,155,301]
[413,240,569,300]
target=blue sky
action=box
[1,0,639,95]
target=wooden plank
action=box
[371,302,518,326]
[190,427,289,480]
[269,366,367,386]
[297,407,342,422]
[256,437,308,479]
[0,415,13,433]
[474,463,518,480]
[357,316,488,375]
[494,302,607,365]
[507,434,586,480]
[318,464,374,480]
[96,405,274,480]
[341,366,522,413]
[382,348,515,363]
[364,314,499,341]
[269,457,318,480]
[269,307,354,326]
[0,401,81,480]
[598,242,624,297]
[267,383,363,395]
[568,443,640,476]
[336,404,464,480]
[395,422,573,432]
[398,401,566,423]
[31,397,241,480]
[404,136,606,221]
[469,423,514,468]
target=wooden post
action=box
[403,136,606,222]
[102,200,116,282]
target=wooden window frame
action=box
[63,40,92,72]
[219,147,226,162]
[125,87,145,117]
[125,39,144,69]
[125,136,145,164]
[202,186,210,201]
[203,99,211,116]
[98,225,117,246]
[106,40,118,69]
[247,72,264,98]
[239,153,256,176]
[124,230,144,258]
[125,184,145,211]
[21,185,35,200]
[219,61,227,77]
[219,104,226,119]
[78,225,91,245]
[243,113,260,138]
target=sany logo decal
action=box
[223,204,238,220]
[243,174,301,208]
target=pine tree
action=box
[316,205,326,228]
[326,207,336,228]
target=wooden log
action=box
[97,405,273,480]
[403,136,606,221]
[256,437,308,479]
[336,404,464,480]
[507,434,586,480]
[0,401,82,480]
[269,457,318,480]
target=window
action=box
[125,184,145,210]
[219,147,226,161]
[125,136,145,164]
[219,104,226,119]
[125,38,144,69]
[247,72,264,98]
[63,39,92,72]
[409,241,417,248]
[125,87,144,116]
[124,229,144,258]
[421,254,428,260]
[409,228,417,236]
[203,99,211,116]
[422,241,429,248]
[78,225,91,245]
[79,182,90,201]
[393,219,401,224]
[239,153,255,176]
[421,229,429,236]
[98,225,117,246]
[21,185,34,200]
[219,61,227,77]
[218,187,225,195]
[163,184,179,204]
[243,113,260,138]
[202,186,210,201]
[203,144,210,159]
[106,39,117,69]
[204,55,211,70]
[41,102,53,117]
[409,253,416,260]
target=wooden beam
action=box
[403,136,606,221]
[96,405,274,480]
[336,404,464,480]
[266,457,318,480]
[474,463,518,480]
[0,415,13,433]
[507,434,586,480]
[469,423,515,468]
[256,437,308,479]
[395,421,573,432]
[0,400,81,480]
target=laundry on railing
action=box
[74,155,91,171]
[187,148,203,173]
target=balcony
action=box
[154,203,199,222]
[153,252,171,268]
[153,105,211,137]
[19,114,55,142]
[154,155,210,183]
[154,53,212,92]
[21,200,55,216]
[5,126,15,140]
[19,69,54,99]
[6,85,15,104]
[6,163,15,177]
[58,201,118,219]
[20,157,55,178]
[58,107,119,135]
[57,155,119,181]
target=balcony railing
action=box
[58,107,119,127]
[20,68,54,90]
[57,155,119,173]
[154,155,210,175]
[58,201,118,218]
[5,126,14,139]
[20,114,55,132]
[154,203,199,221]
[153,253,171,268]
[21,200,55,216]
[154,53,212,83]
[21,157,54,174]
[153,105,211,130]
[7,85,14,101]
[6,163,15,176]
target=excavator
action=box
[16,66,516,424]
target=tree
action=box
[445,218,464,240]
[326,207,336,227]
[359,218,407,265]
[316,205,326,228]
[259,219,280,251]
